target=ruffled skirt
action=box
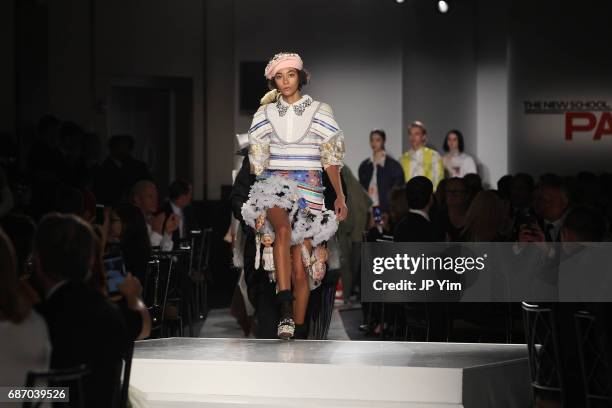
[241,170,338,246]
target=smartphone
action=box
[104,255,127,295]
[95,204,105,225]
[373,206,383,225]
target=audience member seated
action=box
[463,173,483,205]
[439,177,469,242]
[496,174,514,202]
[131,180,179,252]
[0,228,51,388]
[394,176,445,242]
[116,204,151,283]
[34,214,129,407]
[533,174,570,242]
[0,214,36,276]
[162,180,198,247]
[459,190,511,242]
[89,227,151,341]
[94,134,153,207]
[510,172,535,215]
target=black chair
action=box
[522,302,565,405]
[23,365,90,408]
[163,249,194,337]
[143,256,173,337]
[574,310,612,407]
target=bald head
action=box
[131,180,158,215]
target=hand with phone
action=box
[118,272,142,299]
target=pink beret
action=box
[264,52,304,80]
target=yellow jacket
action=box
[400,146,444,190]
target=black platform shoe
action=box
[277,290,295,340]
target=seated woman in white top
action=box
[441,129,477,178]
[0,228,51,389]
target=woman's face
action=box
[447,133,459,152]
[274,68,300,98]
[370,133,384,153]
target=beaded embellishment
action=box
[276,96,313,117]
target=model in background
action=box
[358,129,404,217]
[241,53,347,339]
[400,121,444,190]
[441,129,477,178]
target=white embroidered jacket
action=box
[248,95,345,175]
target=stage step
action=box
[129,338,530,408]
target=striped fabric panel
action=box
[297,184,324,213]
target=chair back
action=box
[574,310,612,407]
[23,365,90,408]
[522,302,565,402]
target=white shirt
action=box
[170,201,184,239]
[0,311,51,389]
[442,152,477,178]
[147,224,174,251]
[367,153,387,207]
[267,95,317,143]
[409,209,430,222]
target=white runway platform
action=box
[129,337,531,408]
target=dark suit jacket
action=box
[358,155,404,213]
[117,204,151,283]
[161,201,199,247]
[36,281,128,408]
[393,212,445,242]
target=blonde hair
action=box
[462,191,508,242]
[0,228,30,323]
[409,121,427,135]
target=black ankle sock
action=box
[277,290,294,320]
[276,289,294,303]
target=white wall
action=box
[401,0,477,171]
[475,0,509,186]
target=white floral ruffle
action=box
[240,175,338,246]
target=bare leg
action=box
[291,240,312,325]
[266,207,291,292]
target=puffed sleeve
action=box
[248,105,272,176]
[313,103,345,169]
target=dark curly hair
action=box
[267,69,309,91]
